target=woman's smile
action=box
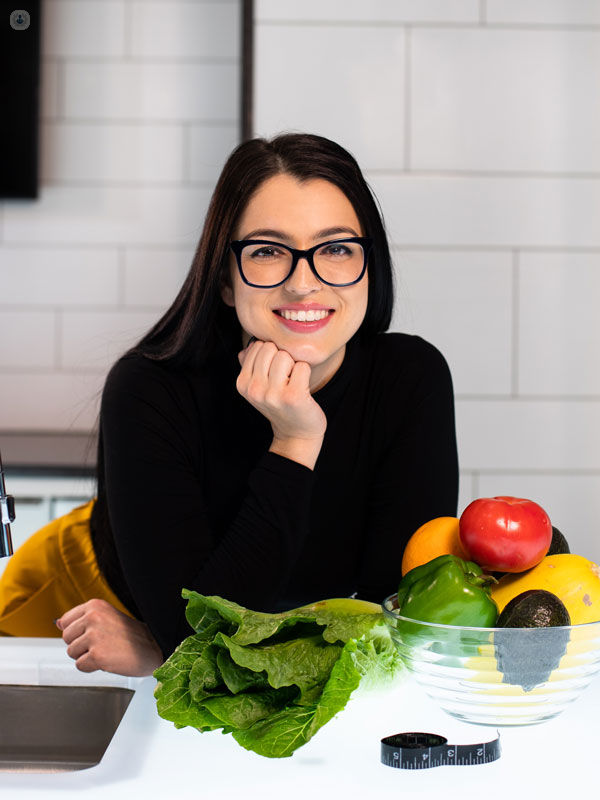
[221,173,369,391]
[273,302,334,330]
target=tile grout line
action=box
[256,19,600,31]
[364,169,600,179]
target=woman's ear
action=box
[220,270,235,307]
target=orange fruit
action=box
[401,517,467,576]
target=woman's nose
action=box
[284,256,322,293]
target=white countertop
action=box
[1,637,599,800]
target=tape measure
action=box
[381,731,501,769]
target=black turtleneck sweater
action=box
[93,333,458,658]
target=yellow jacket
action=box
[0,500,133,637]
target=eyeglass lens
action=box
[239,241,366,287]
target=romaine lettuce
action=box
[153,591,403,758]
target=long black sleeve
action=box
[95,333,459,657]
[100,356,315,657]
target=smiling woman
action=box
[0,134,459,675]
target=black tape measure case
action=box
[381,731,501,769]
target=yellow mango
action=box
[490,554,600,625]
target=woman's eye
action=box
[320,244,352,258]
[249,246,283,259]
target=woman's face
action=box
[222,173,369,392]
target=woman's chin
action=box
[275,342,323,365]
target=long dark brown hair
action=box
[130,132,394,366]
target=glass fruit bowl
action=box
[382,593,600,726]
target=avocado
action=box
[497,589,571,628]
[495,590,571,692]
[547,526,570,556]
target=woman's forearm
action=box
[269,435,324,471]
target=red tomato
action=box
[459,496,552,573]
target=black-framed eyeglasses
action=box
[230,237,372,288]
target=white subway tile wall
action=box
[254,0,600,562]
[130,1,240,59]
[254,25,406,170]
[41,1,126,59]
[60,310,161,371]
[411,28,600,173]
[255,0,481,24]
[371,176,600,248]
[189,124,240,182]
[64,62,239,121]
[0,311,56,369]
[486,0,600,26]
[0,248,121,306]
[518,253,600,396]
[3,1,600,565]
[1,0,241,439]
[123,248,195,307]
[41,122,186,183]
[392,250,513,395]
[2,373,105,430]
[3,186,213,245]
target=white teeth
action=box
[278,309,330,321]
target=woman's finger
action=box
[60,616,88,645]
[75,651,99,674]
[56,602,87,631]
[252,341,281,380]
[287,360,312,393]
[66,633,90,661]
[237,337,262,373]
[238,336,259,367]
[267,349,295,386]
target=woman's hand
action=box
[237,339,327,469]
[56,598,164,677]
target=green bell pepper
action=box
[397,554,498,627]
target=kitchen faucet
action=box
[0,448,15,558]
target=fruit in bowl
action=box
[491,554,600,625]
[382,594,600,726]
[386,498,600,725]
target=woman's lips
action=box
[273,309,334,333]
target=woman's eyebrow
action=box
[242,228,291,240]
[313,226,360,240]
[241,226,360,241]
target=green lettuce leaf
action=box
[214,630,343,703]
[230,642,363,758]
[154,592,404,758]
[182,590,384,645]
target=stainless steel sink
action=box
[0,684,134,773]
